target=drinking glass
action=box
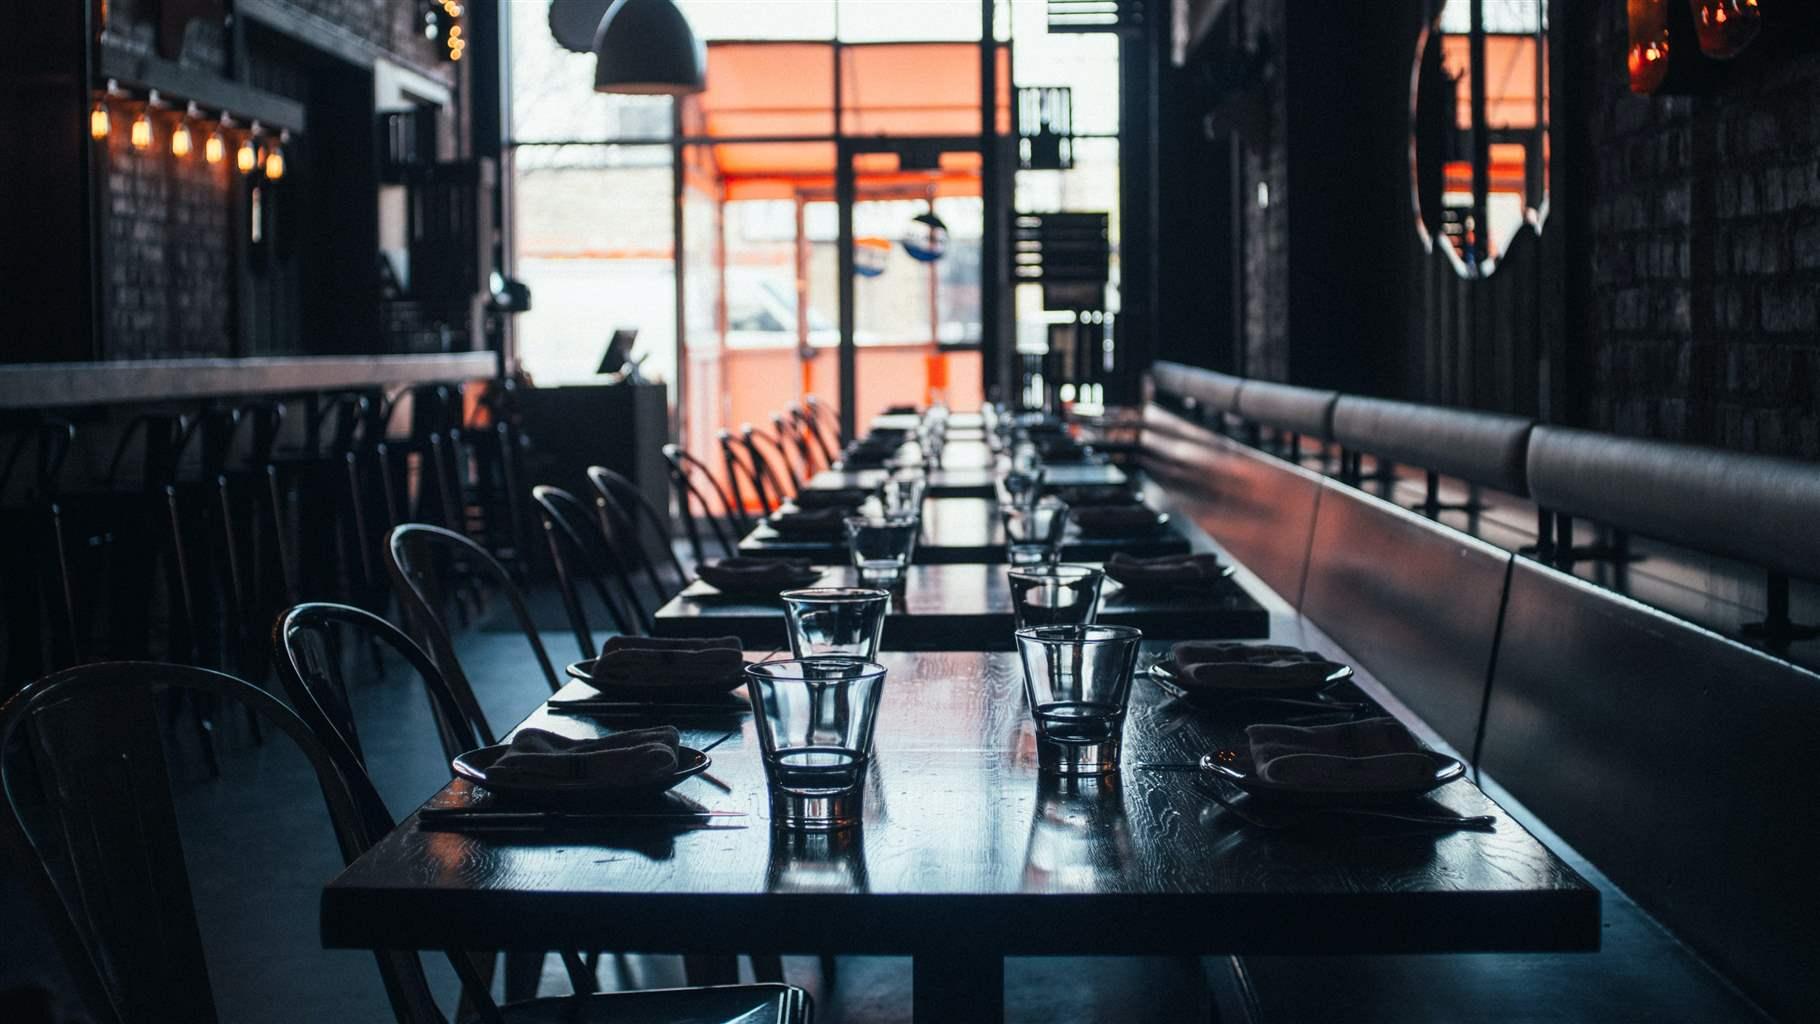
[881,474,927,518]
[1014,624,1143,775]
[781,587,890,658]
[1002,497,1070,566]
[844,514,920,586]
[746,658,888,830]
[1007,564,1103,629]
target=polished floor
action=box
[0,589,1210,1023]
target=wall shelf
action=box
[0,352,496,409]
[98,43,307,131]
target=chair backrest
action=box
[1331,396,1534,497]
[793,403,838,470]
[531,485,643,651]
[0,662,450,1024]
[779,407,823,476]
[764,414,808,491]
[274,600,494,760]
[1139,402,1323,606]
[387,523,561,701]
[1526,425,1820,583]
[1301,479,1511,758]
[718,428,776,520]
[587,465,689,595]
[1479,560,1820,1022]
[662,444,741,564]
[746,422,802,495]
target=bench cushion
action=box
[1480,560,1820,1022]
[1332,396,1533,496]
[1526,426,1820,582]
[1151,361,1243,414]
[1301,480,1508,757]
[1235,380,1339,440]
[1140,403,1320,606]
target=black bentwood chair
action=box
[718,429,781,520]
[660,445,743,567]
[388,523,565,697]
[0,661,810,1024]
[587,466,692,605]
[532,485,649,645]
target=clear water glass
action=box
[781,587,890,658]
[1002,497,1070,565]
[1014,624,1143,776]
[746,658,888,831]
[1007,564,1104,629]
[881,474,927,518]
[844,514,920,585]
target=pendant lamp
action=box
[593,0,705,95]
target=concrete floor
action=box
[0,591,1213,1023]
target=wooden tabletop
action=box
[739,497,1192,564]
[652,562,1270,649]
[321,647,1597,1021]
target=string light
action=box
[238,122,261,174]
[264,130,287,180]
[205,116,227,164]
[90,99,110,140]
[171,102,198,158]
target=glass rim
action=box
[1014,623,1142,644]
[778,586,891,602]
[1007,564,1102,583]
[843,513,918,527]
[744,656,888,682]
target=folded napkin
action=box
[697,557,820,595]
[1169,641,1341,691]
[1246,717,1436,791]
[839,450,895,469]
[485,726,680,786]
[1072,505,1163,535]
[792,487,874,509]
[1104,552,1225,590]
[768,506,852,539]
[595,635,745,685]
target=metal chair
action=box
[387,523,566,699]
[767,414,811,491]
[587,465,692,604]
[531,485,647,648]
[0,659,810,1024]
[718,429,779,519]
[662,445,742,565]
[788,404,835,473]
[744,423,801,499]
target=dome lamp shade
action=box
[593,0,706,95]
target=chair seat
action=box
[499,983,809,1024]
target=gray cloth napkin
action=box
[595,635,745,684]
[486,726,680,786]
[768,506,851,538]
[1170,641,1340,690]
[697,557,819,595]
[792,487,873,509]
[1246,717,1435,791]
[1104,553,1225,589]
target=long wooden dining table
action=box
[320,419,1599,1021]
[652,561,1270,648]
[738,496,1194,563]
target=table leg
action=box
[913,949,1003,1023]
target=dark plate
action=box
[1149,654,1353,699]
[1203,749,1465,806]
[561,660,749,702]
[1072,511,1171,538]
[451,744,711,807]
[694,568,824,598]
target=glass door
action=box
[836,138,987,437]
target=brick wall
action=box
[96,0,455,361]
[1575,4,1820,458]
